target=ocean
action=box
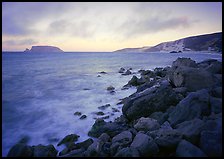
[2,52,222,156]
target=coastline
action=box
[6,57,222,157]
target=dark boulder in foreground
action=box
[32,144,58,157]
[122,82,183,121]
[57,134,80,146]
[7,143,34,157]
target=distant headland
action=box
[24,46,64,53]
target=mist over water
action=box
[2,52,222,156]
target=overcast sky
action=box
[2,2,222,51]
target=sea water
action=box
[2,52,222,156]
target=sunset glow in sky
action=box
[2,2,222,52]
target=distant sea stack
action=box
[24,46,64,53]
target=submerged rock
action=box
[98,104,111,110]
[118,67,125,73]
[74,111,82,116]
[80,115,87,119]
[107,86,115,91]
[122,70,132,75]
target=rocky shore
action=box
[7,57,222,157]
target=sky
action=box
[2,2,222,52]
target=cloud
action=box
[3,39,38,45]
[118,16,198,38]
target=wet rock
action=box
[118,67,125,73]
[114,147,140,157]
[97,75,101,77]
[57,134,80,146]
[95,111,105,116]
[99,71,107,74]
[114,115,129,124]
[107,86,115,91]
[134,117,160,132]
[98,104,111,110]
[176,140,207,157]
[88,119,128,138]
[175,118,205,144]
[199,130,222,157]
[32,144,58,157]
[122,84,182,121]
[168,89,210,127]
[130,133,159,157]
[7,143,33,157]
[127,75,139,86]
[112,107,120,112]
[122,70,132,75]
[100,115,110,120]
[70,138,94,151]
[80,115,87,119]
[85,140,109,157]
[112,131,132,146]
[74,111,82,116]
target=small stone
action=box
[96,111,105,116]
[98,104,111,110]
[74,112,82,116]
[112,108,120,112]
[80,115,87,120]
[97,75,101,77]
[118,68,125,73]
[107,86,115,91]
[122,70,131,75]
[99,71,107,74]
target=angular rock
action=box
[134,117,160,132]
[112,131,132,146]
[199,130,222,157]
[88,119,128,138]
[122,84,182,121]
[154,129,182,149]
[168,89,210,127]
[176,140,207,157]
[130,133,159,157]
[168,65,217,91]
[114,147,140,157]
[172,57,197,68]
[149,111,169,125]
[160,121,173,130]
[57,134,80,146]
[33,144,58,157]
[175,118,205,144]
[7,143,33,157]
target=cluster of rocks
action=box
[7,57,222,157]
[118,67,132,75]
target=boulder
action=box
[149,111,169,125]
[98,133,111,142]
[32,144,58,157]
[112,131,132,146]
[57,134,80,146]
[168,89,210,127]
[210,86,222,98]
[153,129,183,149]
[70,138,93,150]
[199,130,222,157]
[74,111,82,116]
[168,66,217,92]
[95,111,105,116]
[204,60,222,74]
[172,57,197,68]
[175,118,205,144]
[210,96,222,114]
[61,148,85,157]
[130,133,159,157]
[7,143,33,157]
[134,117,160,132]
[114,147,140,157]
[176,140,207,157]
[122,84,182,121]
[88,119,128,138]
[160,121,173,130]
